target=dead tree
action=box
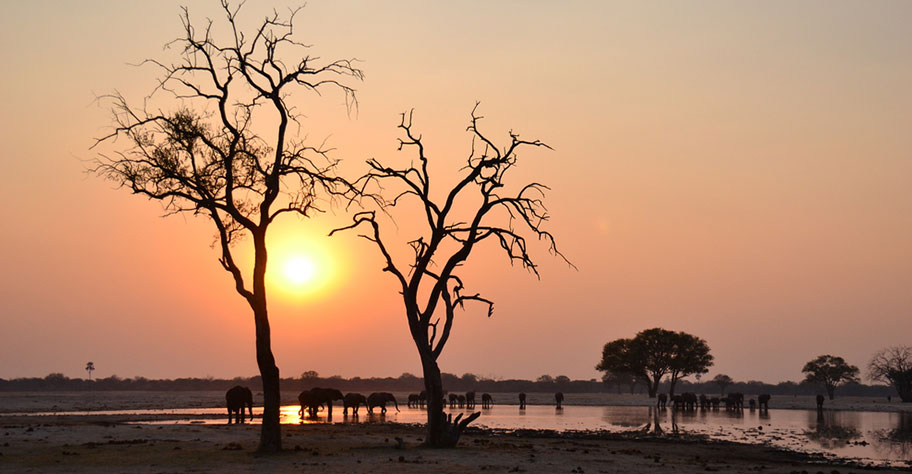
[332,106,570,447]
[92,2,362,452]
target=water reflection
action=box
[806,409,862,449]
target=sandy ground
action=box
[1,391,909,473]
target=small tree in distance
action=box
[712,374,733,395]
[93,2,363,452]
[85,362,95,380]
[596,328,714,398]
[332,107,570,447]
[802,354,860,400]
[868,346,912,403]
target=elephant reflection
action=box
[226,385,253,424]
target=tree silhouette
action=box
[596,328,713,398]
[802,354,860,401]
[868,346,912,403]
[711,374,733,395]
[85,362,95,380]
[93,2,362,452]
[332,107,569,447]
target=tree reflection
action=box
[805,410,862,449]
[871,412,912,459]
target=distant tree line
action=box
[0,371,894,397]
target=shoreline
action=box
[1,415,906,473]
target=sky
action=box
[1,1,910,385]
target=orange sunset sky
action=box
[1,1,910,384]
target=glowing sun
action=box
[284,256,317,285]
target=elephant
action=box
[555,392,564,409]
[481,393,493,409]
[758,394,771,410]
[671,394,684,410]
[367,392,400,414]
[465,391,476,409]
[726,392,744,410]
[448,393,459,408]
[407,393,420,408]
[298,387,344,419]
[343,392,368,415]
[457,394,466,408]
[816,394,825,410]
[710,397,721,409]
[748,399,756,410]
[226,385,253,424]
[518,392,527,409]
[681,392,698,410]
[418,390,427,408]
[698,394,709,409]
[657,393,667,409]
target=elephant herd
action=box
[224,385,399,424]
[297,388,400,419]
[655,392,771,411]
[226,386,571,423]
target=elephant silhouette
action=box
[407,393,420,408]
[748,399,756,410]
[726,392,744,410]
[465,391,476,409]
[418,390,427,408]
[298,387,344,419]
[367,392,400,414]
[710,397,721,409]
[758,394,770,410]
[226,385,253,424]
[698,394,708,409]
[657,393,667,409]
[457,394,466,408]
[343,393,368,415]
[481,393,493,409]
[555,392,564,409]
[816,394,825,410]
[518,392,527,409]
[681,392,698,410]
[448,393,459,408]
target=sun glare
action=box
[285,257,316,285]
[265,226,344,301]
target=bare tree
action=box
[868,346,912,403]
[93,2,362,452]
[332,106,570,447]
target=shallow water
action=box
[11,404,911,466]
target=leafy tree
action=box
[596,328,713,398]
[332,107,569,447]
[802,354,860,400]
[93,3,362,452]
[868,346,912,403]
[536,374,555,384]
[711,374,733,395]
[555,375,572,385]
[300,371,320,380]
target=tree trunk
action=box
[420,352,479,448]
[252,235,281,453]
[421,355,445,447]
[253,305,282,452]
[647,375,659,398]
[826,384,835,401]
